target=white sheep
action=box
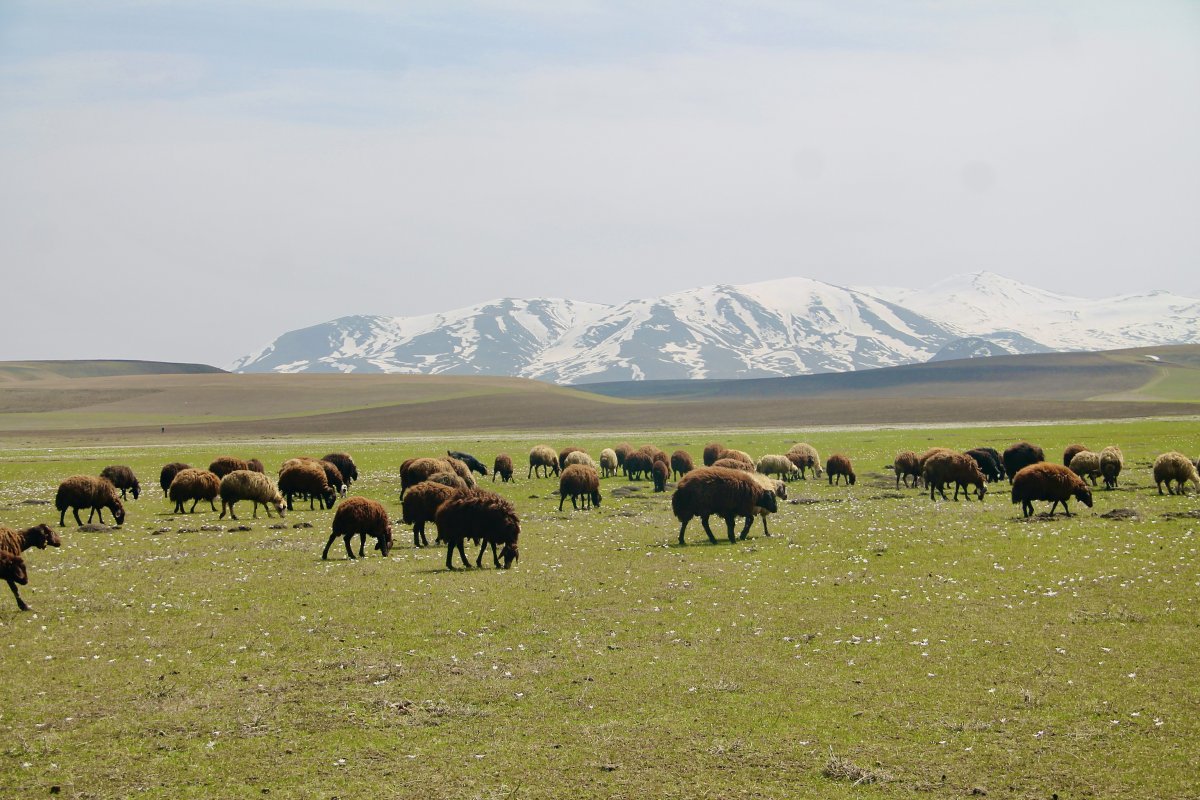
[1153,452,1200,495]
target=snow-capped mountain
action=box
[233,272,1200,383]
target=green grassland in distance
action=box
[0,420,1197,798]
[0,360,225,383]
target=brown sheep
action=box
[557,447,585,471]
[1003,442,1045,483]
[322,452,359,484]
[209,456,250,479]
[56,475,126,526]
[702,442,725,467]
[0,524,60,611]
[559,464,602,510]
[923,451,987,502]
[246,458,265,473]
[1153,452,1200,496]
[1062,443,1089,467]
[672,466,778,545]
[219,470,286,520]
[1099,446,1123,490]
[279,462,337,510]
[435,489,520,570]
[402,480,458,547]
[670,450,694,480]
[613,443,634,469]
[711,457,754,472]
[1011,463,1093,517]
[652,460,670,492]
[623,450,654,480]
[916,447,954,471]
[159,462,191,496]
[168,469,221,514]
[826,454,856,486]
[100,465,140,500]
[428,471,470,490]
[1068,451,1102,486]
[401,457,466,498]
[716,449,753,467]
[322,496,392,560]
[893,451,921,488]
[492,453,514,483]
[786,443,822,479]
[527,445,560,479]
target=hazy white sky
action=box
[2,1,1197,367]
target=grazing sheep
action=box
[401,457,470,498]
[702,442,725,468]
[402,480,458,547]
[447,450,488,477]
[318,460,347,496]
[1152,452,1200,496]
[100,465,140,500]
[965,448,1004,483]
[559,464,602,510]
[321,452,359,484]
[209,456,250,479]
[716,449,753,468]
[1062,444,1089,467]
[563,450,597,469]
[923,451,987,502]
[917,447,955,471]
[55,476,126,527]
[0,524,60,611]
[322,496,393,560]
[428,471,470,490]
[712,457,754,472]
[246,458,265,473]
[786,443,822,479]
[159,462,191,496]
[652,461,670,492]
[218,470,286,520]
[1003,442,1045,483]
[893,451,922,489]
[557,447,585,471]
[1099,446,1124,490]
[613,443,634,469]
[637,445,668,467]
[492,454,514,483]
[435,489,520,570]
[757,454,800,482]
[670,450,694,480]
[623,450,654,480]
[527,445,560,479]
[826,454,856,486]
[168,469,221,514]
[443,456,477,489]
[278,462,337,510]
[672,466,778,545]
[599,448,619,479]
[1067,450,1102,486]
[747,472,786,536]
[1011,463,1093,517]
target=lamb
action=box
[402,480,458,547]
[1067,450,1102,486]
[702,442,725,467]
[965,448,1004,483]
[613,443,634,470]
[278,461,338,510]
[218,470,286,520]
[527,445,560,479]
[55,475,126,526]
[209,456,250,479]
[893,451,922,488]
[672,466,778,545]
[1099,446,1123,490]
[712,457,754,472]
[321,452,359,484]
[670,450,694,480]
[747,472,786,536]
[563,450,597,469]
[825,454,856,486]
[322,496,393,560]
[447,450,488,477]
[1062,444,1089,467]
[435,489,520,570]
[786,443,822,479]
[1011,463,1093,517]
[0,524,60,611]
[599,448,619,478]
[1002,442,1045,483]
[757,454,800,482]
[923,451,987,502]
[168,469,221,514]
[492,454,514,483]
[159,462,190,496]
[100,465,140,500]
[652,460,670,492]
[559,464,602,510]
[1152,451,1200,496]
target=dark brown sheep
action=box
[56,475,126,526]
[168,469,221,514]
[492,453,514,483]
[322,452,359,484]
[1011,463,1093,518]
[100,465,140,500]
[965,448,1004,483]
[209,456,250,479]
[652,460,670,492]
[322,496,392,560]
[916,447,954,471]
[527,445,560,479]
[613,443,634,469]
[670,450,694,480]
[893,451,921,488]
[1003,442,1045,483]
[159,462,191,496]
[702,442,725,467]
[435,489,520,570]
[401,457,470,498]
[402,480,458,547]
[318,460,347,496]
[428,471,470,490]
[672,466,778,545]
[246,458,265,473]
[559,464,602,510]
[1062,443,1089,467]
[826,454,856,486]
[0,524,60,611]
[623,450,654,480]
[279,462,337,510]
[923,451,987,502]
[448,450,488,477]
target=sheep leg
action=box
[572,495,580,511]
[1062,501,1072,517]
[677,519,690,545]
[343,534,357,560]
[737,515,754,540]
[321,533,339,560]
[358,533,368,558]
[700,515,718,544]
[72,508,84,526]
[93,508,106,524]
[7,580,28,612]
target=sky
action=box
[1,1,1198,368]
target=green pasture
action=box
[1,420,1197,798]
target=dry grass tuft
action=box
[821,748,892,785]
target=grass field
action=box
[1,420,1197,798]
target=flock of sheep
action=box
[3,439,1199,612]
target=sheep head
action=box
[500,542,518,569]
[111,500,126,526]
[273,498,287,517]
[756,489,779,514]
[590,490,602,508]
[31,523,61,548]
[1075,485,1094,508]
[375,523,394,557]
[130,480,140,500]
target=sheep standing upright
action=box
[826,454,856,486]
[893,451,921,488]
[0,524,60,611]
[923,451,987,502]
[786,443,822,479]
[159,462,191,496]
[1099,446,1123,490]
[322,496,392,560]
[623,450,653,480]
[219,470,286,520]
[1153,452,1200,496]
[613,443,634,470]
[435,489,520,570]
[1068,451,1102,486]
[322,452,359,484]
[756,454,799,482]
[55,476,126,527]
[670,450,694,480]
[279,462,337,510]
[402,480,458,547]
[1003,442,1045,483]
[527,445,560,479]
[747,472,786,536]
[1011,463,1093,517]
[100,465,140,500]
[974,447,1006,481]
[168,469,221,514]
[559,464,602,510]
[563,451,597,469]
[599,449,619,478]
[448,450,488,477]
[965,448,1004,483]
[652,461,670,493]
[673,466,778,545]
[1062,444,1089,467]
[492,454,514,483]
